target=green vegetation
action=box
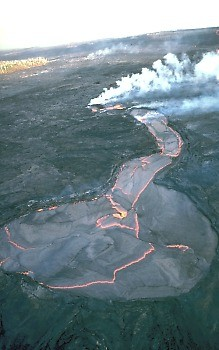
[0,57,48,74]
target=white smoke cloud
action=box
[181,93,219,113]
[142,92,219,116]
[195,51,219,79]
[89,51,219,107]
[86,43,140,59]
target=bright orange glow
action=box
[96,214,134,231]
[113,211,127,219]
[167,244,190,251]
[113,104,125,110]
[19,271,33,276]
[106,194,128,217]
[37,205,58,212]
[134,212,140,239]
[0,257,9,266]
[48,206,58,211]
[131,160,172,208]
[90,104,124,113]
[4,226,29,251]
[105,104,125,111]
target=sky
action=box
[0,0,218,50]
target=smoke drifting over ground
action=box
[90,51,219,115]
[86,43,140,59]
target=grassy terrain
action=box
[0,57,48,74]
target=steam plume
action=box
[90,51,219,114]
[87,43,140,59]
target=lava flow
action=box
[93,107,184,244]
[46,243,155,290]
[0,104,200,295]
[44,106,189,291]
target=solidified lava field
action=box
[0,27,218,349]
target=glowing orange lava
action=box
[167,244,190,252]
[91,104,124,113]
[46,243,155,290]
[4,226,28,251]
[0,257,9,267]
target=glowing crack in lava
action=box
[0,106,217,300]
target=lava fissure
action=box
[46,243,155,290]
